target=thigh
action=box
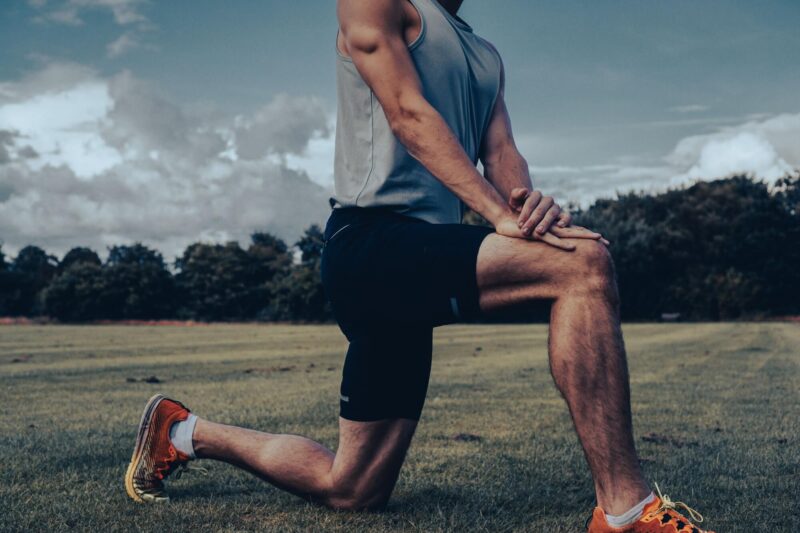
[328,417,418,509]
[321,207,495,331]
[475,233,607,313]
[339,324,433,421]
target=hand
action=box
[504,187,610,248]
[494,211,607,251]
[508,187,573,235]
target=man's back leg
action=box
[192,415,417,510]
[125,324,432,509]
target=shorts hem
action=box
[339,409,423,422]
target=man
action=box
[125,1,716,531]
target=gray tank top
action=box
[330,0,503,224]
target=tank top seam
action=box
[353,90,375,206]
[346,1,427,206]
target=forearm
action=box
[391,103,512,225]
[482,144,533,201]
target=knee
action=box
[568,240,617,296]
[575,240,613,275]
[326,486,390,512]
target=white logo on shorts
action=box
[340,394,350,402]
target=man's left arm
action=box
[479,64,532,200]
[479,50,575,234]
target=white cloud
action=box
[674,131,792,184]
[30,0,147,26]
[0,75,121,178]
[525,112,800,206]
[0,62,334,258]
[284,125,336,187]
[666,112,800,187]
[29,0,151,58]
[106,32,140,58]
[234,94,331,160]
[0,61,96,101]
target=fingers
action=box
[516,190,542,228]
[535,203,561,235]
[550,225,601,240]
[537,231,576,251]
[551,226,611,245]
[520,195,554,236]
[508,189,605,245]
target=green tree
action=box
[4,245,58,316]
[295,224,324,264]
[0,244,17,316]
[264,225,331,322]
[775,173,800,216]
[58,247,101,274]
[576,175,800,319]
[175,242,258,320]
[44,262,110,322]
[102,244,176,319]
[248,231,291,285]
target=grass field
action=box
[1,322,798,532]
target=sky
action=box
[1,0,798,258]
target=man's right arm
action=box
[336,0,518,233]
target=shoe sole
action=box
[124,393,167,503]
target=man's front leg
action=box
[475,235,651,515]
[545,249,651,515]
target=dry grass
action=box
[1,322,798,532]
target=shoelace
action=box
[653,482,704,524]
[584,483,706,530]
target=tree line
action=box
[1,174,798,323]
[0,227,329,322]
[576,174,799,320]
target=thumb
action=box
[509,187,529,206]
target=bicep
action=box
[337,0,428,124]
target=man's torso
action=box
[330,0,502,224]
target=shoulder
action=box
[337,0,407,54]
[337,0,405,32]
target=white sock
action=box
[605,491,656,528]
[168,413,198,459]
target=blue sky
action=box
[1,0,798,256]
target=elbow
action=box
[386,94,429,141]
[515,150,528,169]
[484,142,523,170]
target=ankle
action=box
[190,417,210,457]
[169,413,199,459]
[597,483,652,515]
[604,491,655,528]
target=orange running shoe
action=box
[124,394,194,503]
[587,484,716,533]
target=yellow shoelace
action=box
[653,482,704,524]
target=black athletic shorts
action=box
[320,206,495,421]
